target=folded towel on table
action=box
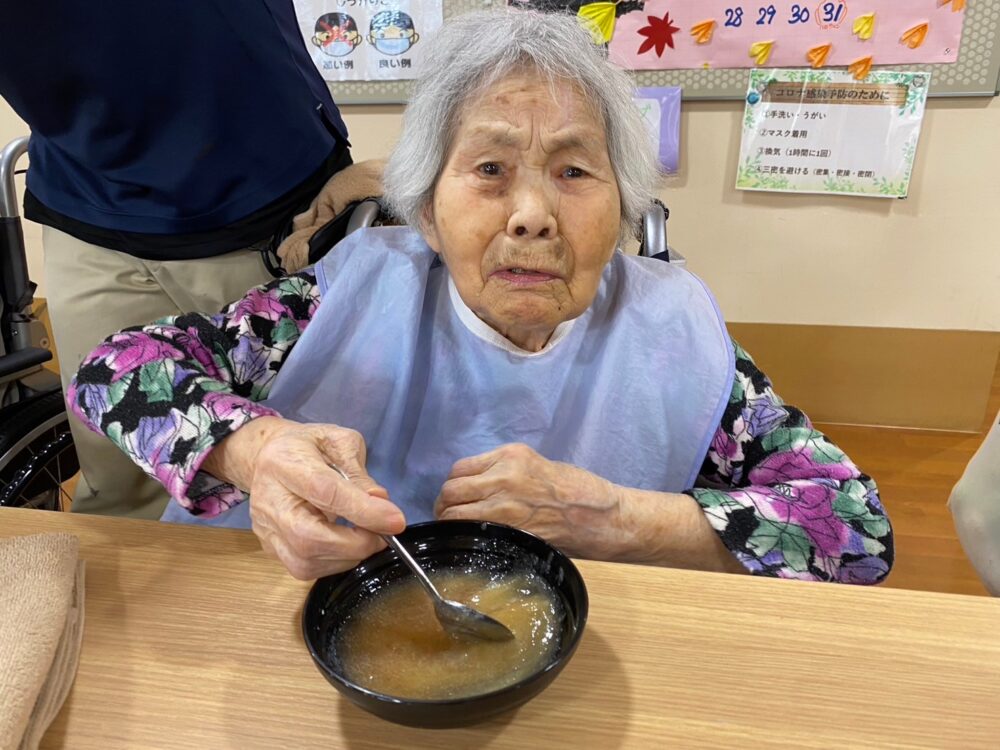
[0,533,85,750]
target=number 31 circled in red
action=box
[815,1,847,30]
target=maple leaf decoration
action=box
[637,13,680,57]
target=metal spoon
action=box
[328,464,515,642]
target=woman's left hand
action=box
[434,443,632,559]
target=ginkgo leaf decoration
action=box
[848,55,874,79]
[901,22,929,50]
[690,19,716,45]
[807,43,832,68]
[749,40,774,66]
[853,13,876,41]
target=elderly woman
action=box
[69,10,892,583]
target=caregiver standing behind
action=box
[69,10,893,584]
[0,1,379,519]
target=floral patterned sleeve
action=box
[68,270,321,517]
[688,342,893,584]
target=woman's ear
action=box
[418,203,443,255]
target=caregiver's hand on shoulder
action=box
[434,443,634,560]
[203,416,405,580]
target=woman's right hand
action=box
[202,416,406,580]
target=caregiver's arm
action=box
[68,271,321,514]
[684,342,893,583]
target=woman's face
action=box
[422,73,621,352]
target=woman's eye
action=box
[562,166,586,179]
[478,162,502,177]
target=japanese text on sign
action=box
[736,69,930,198]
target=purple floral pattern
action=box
[689,343,891,583]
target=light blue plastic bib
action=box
[161,227,733,529]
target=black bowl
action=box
[302,520,589,728]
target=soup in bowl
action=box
[302,521,589,728]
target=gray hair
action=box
[383,9,661,243]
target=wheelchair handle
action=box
[345,198,382,234]
[0,137,29,219]
[640,202,668,259]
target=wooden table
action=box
[3,508,999,749]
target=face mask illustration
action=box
[373,37,412,55]
[368,12,419,57]
[325,40,356,57]
[312,14,361,58]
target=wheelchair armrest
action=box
[0,347,52,380]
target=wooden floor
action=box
[817,354,1000,597]
[56,355,1000,597]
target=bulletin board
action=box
[324,0,1000,103]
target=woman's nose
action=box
[506,176,558,240]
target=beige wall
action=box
[4,95,999,331]
[341,95,1000,332]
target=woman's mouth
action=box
[492,267,559,285]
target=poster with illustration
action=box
[295,0,443,81]
[508,0,965,74]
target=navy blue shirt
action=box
[0,1,349,246]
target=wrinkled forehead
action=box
[449,69,607,148]
[464,67,602,119]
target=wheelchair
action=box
[0,136,79,510]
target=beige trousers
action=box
[42,227,274,519]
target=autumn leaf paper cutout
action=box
[901,22,929,49]
[749,40,774,65]
[637,13,680,57]
[807,43,832,68]
[853,13,876,41]
[578,2,620,44]
[849,55,873,79]
[690,19,716,45]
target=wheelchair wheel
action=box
[0,389,79,510]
